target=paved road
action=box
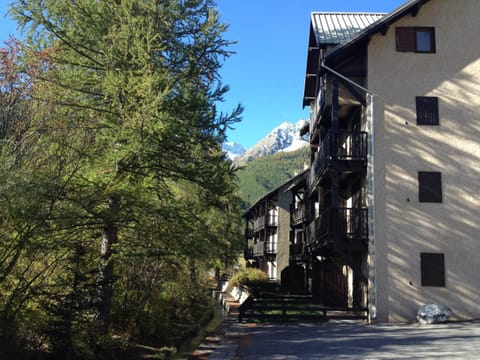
[208,320,480,359]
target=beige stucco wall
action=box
[276,188,292,281]
[367,0,480,322]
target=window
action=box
[396,27,435,53]
[416,96,439,125]
[418,172,442,202]
[421,253,445,287]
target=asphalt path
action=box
[208,320,480,359]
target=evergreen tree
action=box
[0,0,243,355]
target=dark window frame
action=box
[396,27,436,53]
[416,96,439,125]
[421,252,445,287]
[418,171,442,203]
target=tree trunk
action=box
[96,195,119,333]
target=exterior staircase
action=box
[239,286,367,323]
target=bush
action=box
[228,268,269,289]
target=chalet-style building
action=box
[245,0,480,323]
[302,0,480,322]
[244,171,308,283]
[301,11,384,314]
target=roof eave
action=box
[302,12,386,106]
[243,169,309,217]
[324,0,431,65]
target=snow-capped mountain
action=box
[222,142,246,160]
[232,120,309,165]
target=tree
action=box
[0,38,92,357]
[9,0,242,350]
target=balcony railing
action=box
[305,207,368,253]
[291,205,306,225]
[252,240,277,257]
[253,215,278,232]
[314,130,368,175]
[310,74,327,134]
[306,220,316,247]
[253,241,264,257]
[316,207,368,245]
[265,241,277,255]
[289,242,304,260]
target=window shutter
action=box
[396,27,416,52]
[421,253,445,287]
[418,172,442,203]
[416,97,439,125]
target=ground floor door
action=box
[313,257,348,307]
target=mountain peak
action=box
[275,121,292,129]
[222,141,246,160]
[232,119,308,165]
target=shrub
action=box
[228,268,269,289]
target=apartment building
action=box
[300,0,480,322]
[244,171,307,283]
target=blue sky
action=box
[1,1,406,148]
[216,0,407,148]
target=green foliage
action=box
[151,347,177,360]
[111,258,215,352]
[0,0,244,357]
[229,268,270,289]
[236,146,309,208]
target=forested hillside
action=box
[236,146,310,208]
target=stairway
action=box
[238,288,367,323]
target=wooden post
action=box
[332,77,339,131]
[331,78,340,212]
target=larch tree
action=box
[10,0,242,337]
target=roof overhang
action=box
[242,169,309,217]
[324,0,431,66]
[302,12,386,108]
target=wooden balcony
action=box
[306,207,368,253]
[252,240,277,257]
[309,74,364,133]
[253,241,264,257]
[265,241,277,255]
[289,242,305,261]
[291,205,306,226]
[308,131,367,196]
[309,75,327,135]
[306,220,316,248]
[253,215,278,232]
[313,130,368,177]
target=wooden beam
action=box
[331,78,339,131]
[411,3,421,17]
[380,24,389,36]
[337,78,367,107]
[342,71,366,78]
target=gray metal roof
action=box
[311,12,386,45]
[324,0,431,63]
